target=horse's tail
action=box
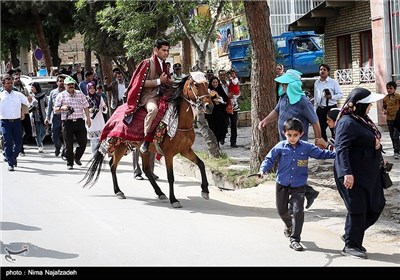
[80,145,105,188]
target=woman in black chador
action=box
[205,76,229,146]
[334,88,386,259]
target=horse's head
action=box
[182,72,214,114]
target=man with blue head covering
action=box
[258,69,322,209]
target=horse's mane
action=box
[166,75,190,114]
[156,76,191,116]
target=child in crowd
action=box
[315,108,340,151]
[227,69,240,113]
[382,81,400,159]
[258,117,335,251]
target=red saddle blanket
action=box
[100,98,168,143]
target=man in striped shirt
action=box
[54,76,91,170]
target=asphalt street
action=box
[0,126,399,268]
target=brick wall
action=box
[324,1,375,107]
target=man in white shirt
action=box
[0,75,30,171]
[314,64,343,141]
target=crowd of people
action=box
[1,39,397,259]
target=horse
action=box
[81,73,214,208]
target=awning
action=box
[288,1,356,34]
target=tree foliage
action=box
[1,0,76,70]
[96,0,174,64]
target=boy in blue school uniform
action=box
[258,117,335,251]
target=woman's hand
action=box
[343,174,354,189]
[315,137,328,149]
[375,138,381,150]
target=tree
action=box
[1,0,76,73]
[243,1,279,172]
[172,0,225,71]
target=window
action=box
[359,30,375,83]
[337,35,352,69]
[360,30,373,67]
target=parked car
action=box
[20,75,58,95]
[20,75,58,144]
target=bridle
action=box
[182,76,210,113]
[177,76,210,132]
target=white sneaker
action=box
[38,147,44,153]
[394,153,399,159]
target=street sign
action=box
[34,48,43,61]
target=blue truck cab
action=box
[274,31,323,76]
[228,31,323,77]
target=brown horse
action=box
[81,74,214,208]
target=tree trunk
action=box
[10,37,19,69]
[84,47,91,72]
[244,1,279,172]
[32,8,52,74]
[99,54,113,111]
[48,32,61,67]
[182,36,191,74]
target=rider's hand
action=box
[160,73,168,84]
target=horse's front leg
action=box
[163,155,181,208]
[181,148,209,200]
[141,153,167,201]
[109,151,125,199]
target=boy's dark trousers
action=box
[276,183,306,243]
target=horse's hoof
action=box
[116,191,126,199]
[201,192,210,200]
[171,202,182,208]
[159,194,168,200]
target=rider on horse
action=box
[123,38,171,154]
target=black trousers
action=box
[62,119,87,166]
[276,183,306,243]
[228,111,238,145]
[316,105,337,141]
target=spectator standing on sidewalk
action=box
[46,75,65,157]
[206,76,229,147]
[172,63,185,83]
[275,64,285,103]
[258,118,335,252]
[382,81,400,159]
[258,69,322,209]
[313,64,343,141]
[104,70,128,116]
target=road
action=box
[1,143,399,268]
